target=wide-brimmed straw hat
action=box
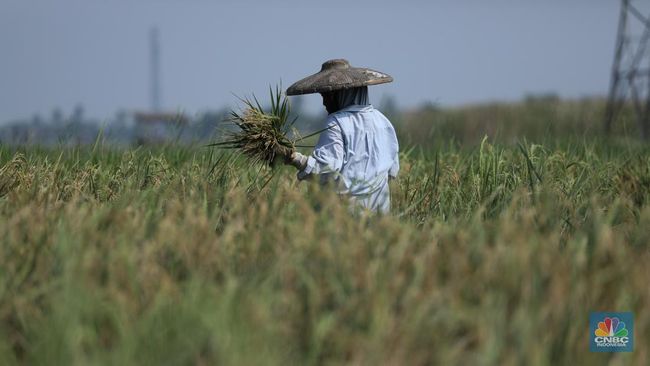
[286,59,393,96]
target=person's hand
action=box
[271,144,294,167]
[288,152,308,170]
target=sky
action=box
[0,0,620,123]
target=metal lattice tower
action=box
[605,0,650,139]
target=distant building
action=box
[133,112,188,145]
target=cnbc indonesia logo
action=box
[595,317,628,345]
[590,312,634,352]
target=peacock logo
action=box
[594,317,628,338]
[590,312,633,352]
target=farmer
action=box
[278,59,399,214]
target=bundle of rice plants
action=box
[209,85,296,167]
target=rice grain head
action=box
[209,85,296,167]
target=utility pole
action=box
[150,27,162,112]
[605,0,650,139]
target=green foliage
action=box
[398,98,639,147]
[0,138,649,365]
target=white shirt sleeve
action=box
[297,120,344,180]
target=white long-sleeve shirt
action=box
[298,105,399,213]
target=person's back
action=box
[279,59,399,213]
[324,105,398,212]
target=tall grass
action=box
[398,97,639,146]
[0,139,649,365]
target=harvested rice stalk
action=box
[209,85,296,167]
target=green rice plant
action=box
[208,85,296,167]
[2,132,650,365]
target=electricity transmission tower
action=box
[605,0,650,139]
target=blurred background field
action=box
[1,99,649,364]
[395,96,637,146]
[1,95,635,149]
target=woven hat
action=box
[286,59,393,96]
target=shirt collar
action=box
[336,104,374,114]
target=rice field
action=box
[1,115,649,364]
